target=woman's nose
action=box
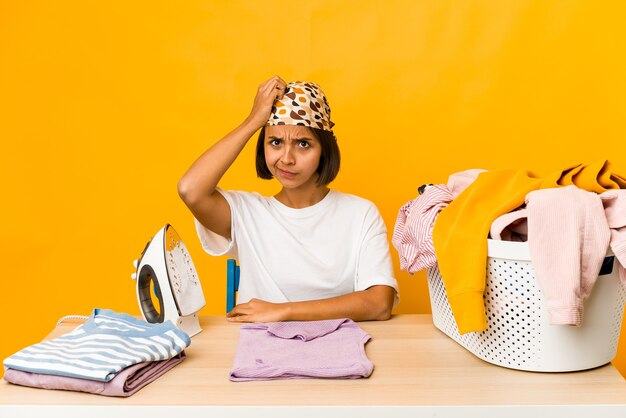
[280,146,295,165]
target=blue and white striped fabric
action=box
[3,308,191,382]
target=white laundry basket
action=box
[426,239,626,372]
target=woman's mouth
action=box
[277,168,297,179]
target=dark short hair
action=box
[255,126,341,186]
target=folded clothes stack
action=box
[230,318,373,382]
[3,308,190,397]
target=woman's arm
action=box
[177,76,287,239]
[226,285,396,323]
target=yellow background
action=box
[2,0,626,378]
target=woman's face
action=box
[264,125,322,190]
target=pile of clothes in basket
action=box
[392,160,626,334]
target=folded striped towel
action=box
[3,308,190,382]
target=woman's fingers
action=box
[260,75,282,93]
[249,76,285,121]
[227,314,252,323]
[260,76,287,99]
[273,77,287,99]
[226,305,244,317]
[258,77,275,94]
[226,304,253,322]
[225,298,286,323]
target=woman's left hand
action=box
[226,298,289,323]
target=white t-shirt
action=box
[194,188,399,305]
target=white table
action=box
[1,315,625,418]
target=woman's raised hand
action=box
[245,75,287,130]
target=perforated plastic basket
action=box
[426,239,626,372]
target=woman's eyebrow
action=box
[268,136,313,141]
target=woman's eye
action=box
[298,141,310,148]
[270,139,281,146]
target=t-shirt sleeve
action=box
[193,188,238,258]
[355,204,400,307]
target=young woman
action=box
[178,76,398,323]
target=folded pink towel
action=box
[230,319,373,382]
[3,352,185,397]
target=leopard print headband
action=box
[267,81,334,132]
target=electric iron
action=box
[131,224,205,337]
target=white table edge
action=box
[1,404,626,418]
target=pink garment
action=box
[392,169,483,275]
[229,319,373,381]
[447,169,486,198]
[392,185,454,274]
[3,352,185,397]
[526,186,610,326]
[600,190,626,288]
[490,208,528,241]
